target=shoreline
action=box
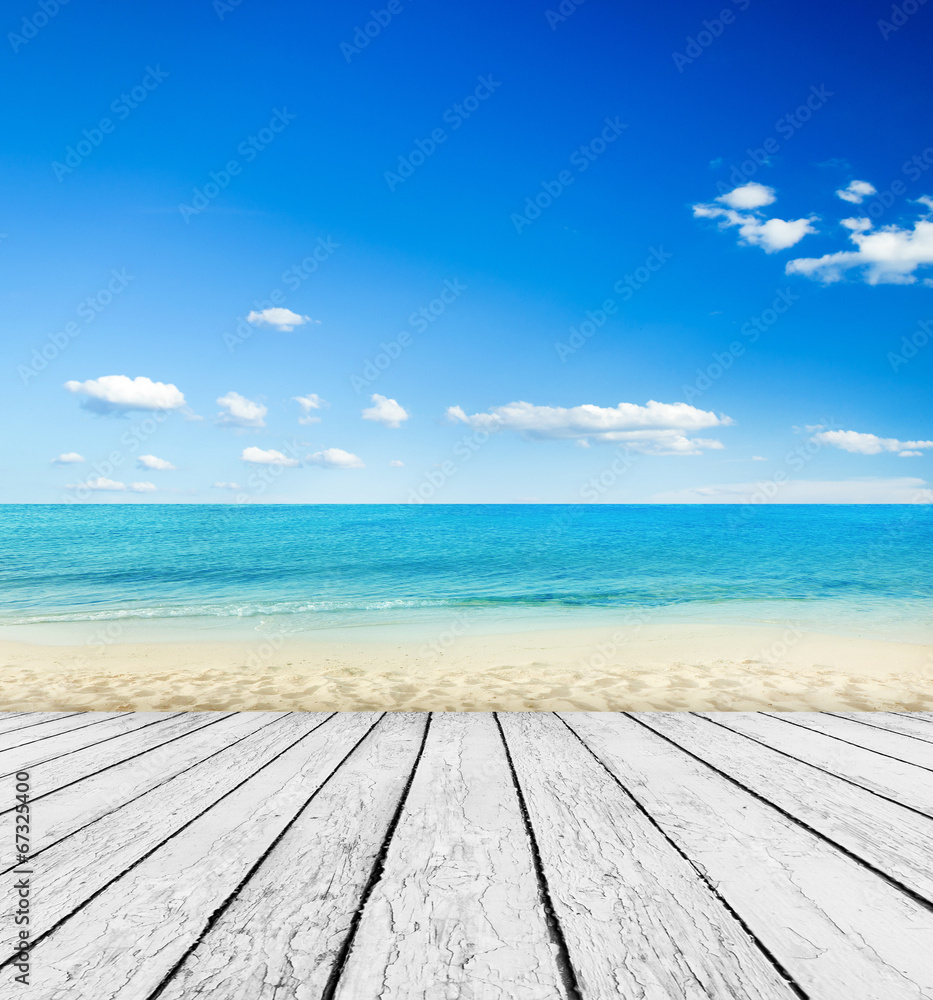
[1,623,931,712]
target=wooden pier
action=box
[1,710,932,998]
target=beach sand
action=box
[1,623,931,712]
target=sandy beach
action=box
[1,623,931,712]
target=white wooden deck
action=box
[2,711,932,999]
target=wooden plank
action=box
[563,712,933,999]
[634,712,933,904]
[154,713,430,1000]
[0,712,80,737]
[23,712,285,855]
[0,714,336,941]
[0,712,183,777]
[0,711,125,754]
[498,712,800,1000]
[831,712,933,747]
[332,712,564,1000]
[712,712,933,815]
[26,713,420,1000]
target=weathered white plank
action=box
[23,713,402,999]
[635,712,933,903]
[0,711,125,755]
[0,713,335,942]
[153,713,428,1000]
[23,711,284,854]
[832,713,933,744]
[332,712,562,1000]
[499,713,800,1000]
[563,712,933,999]
[802,713,933,765]
[0,712,183,777]
[0,712,70,736]
[712,712,933,815]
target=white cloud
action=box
[362,394,409,428]
[293,393,328,425]
[389,459,405,467]
[307,448,365,469]
[137,454,176,471]
[212,482,242,490]
[64,375,185,414]
[52,452,84,464]
[447,400,732,454]
[836,180,876,204]
[65,477,157,493]
[246,308,314,332]
[786,208,933,285]
[693,201,818,252]
[240,446,300,467]
[716,182,776,210]
[651,478,933,503]
[751,455,767,461]
[810,429,933,455]
[217,391,267,428]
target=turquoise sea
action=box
[0,505,931,644]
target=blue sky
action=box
[2,0,932,503]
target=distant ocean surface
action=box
[1,505,931,644]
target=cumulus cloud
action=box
[810,429,933,457]
[246,308,315,332]
[693,184,817,253]
[389,459,405,467]
[786,206,933,285]
[52,452,84,465]
[65,477,157,493]
[64,375,186,414]
[447,400,732,454]
[307,448,365,469]
[362,394,409,428]
[137,454,176,471]
[716,182,776,210]
[293,393,328,425]
[212,482,242,490]
[652,478,933,503]
[217,391,267,428]
[836,180,876,204]
[240,446,300,467]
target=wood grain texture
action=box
[25,713,391,999]
[711,712,933,814]
[0,712,122,753]
[332,712,563,1000]
[23,711,284,855]
[0,711,183,778]
[0,713,335,944]
[833,712,933,744]
[634,712,933,903]
[500,712,799,1000]
[563,712,933,999]
[0,712,73,736]
[151,713,427,1000]
[777,712,933,768]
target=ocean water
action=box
[0,504,931,644]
